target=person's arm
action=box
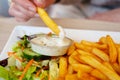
[90,8,120,23]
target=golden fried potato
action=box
[106,35,117,63]
[59,57,68,79]
[79,55,120,80]
[92,48,109,62]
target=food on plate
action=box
[0,34,120,80]
[106,35,117,63]
[30,33,73,56]
[0,35,59,80]
[37,7,72,56]
[37,7,60,35]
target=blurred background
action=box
[0,0,11,17]
[0,0,109,19]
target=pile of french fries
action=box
[58,35,120,80]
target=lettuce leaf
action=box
[40,70,49,80]
[23,66,36,80]
[0,66,9,80]
[49,59,59,80]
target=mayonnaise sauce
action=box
[58,26,65,40]
[31,34,71,47]
[30,26,73,56]
[57,26,67,46]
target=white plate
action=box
[0,25,120,60]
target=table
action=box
[0,17,120,53]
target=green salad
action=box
[0,35,59,80]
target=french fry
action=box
[77,71,97,80]
[81,40,96,46]
[72,54,86,64]
[92,48,109,62]
[68,55,79,65]
[89,76,98,80]
[103,49,109,55]
[65,74,78,80]
[37,7,60,35]
[75,42,92,52]
[99,36,107,44]
[77,49,103,63]
[90,69,109,80]
[106,35,117,63]
[79,55,120,80]
[116,43,120,48]
[117,48,120,67]
[81,40,107,49]
[68,51,79,65]
[71,63,93,73]
[60,35,120,80]
[67,43,76,56]
[67,65,74,74]
[77,70,82,79]
[59,57,68,79]
[103,62,115,72]
[112,63,120,74]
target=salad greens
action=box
[0,35,59,80]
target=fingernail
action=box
[28,7,36,12]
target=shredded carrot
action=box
[35,69,42,77]
[19,67,23,71]
[14,54,23,62]
[8,52,15,56]
[48,74,50,80]
[19,59,34,80]
[21,47,25,51]
[47,32,52,36]
[8,52,23,62]
[18,42,22,47]
[33,61,40,67]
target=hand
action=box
[9,0,55,22]
[89,8,120,23]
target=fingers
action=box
[9,0,36,22]
[9,0,55,22]
[12,0,36,11]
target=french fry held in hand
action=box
[37,7,60,35]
